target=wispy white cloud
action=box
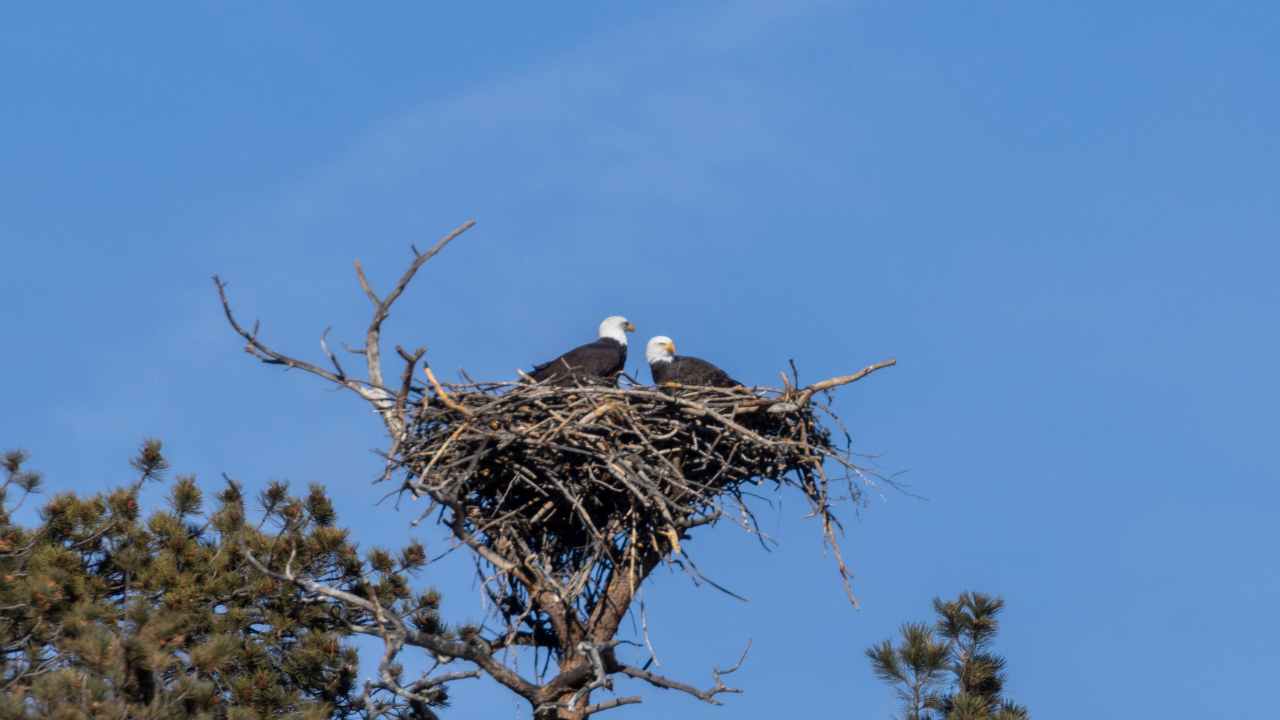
[190,0,850,385]
[253,0,836,239]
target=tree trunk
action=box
[532,652,595,719]
[532,691,591,720]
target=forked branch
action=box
[355,219,476,395]
[242,546,538,703]
[797,357,897,405]
[618,640,750,705]
[213,219,476,437]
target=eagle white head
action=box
[598,316,636,345]
[646,336,676,365]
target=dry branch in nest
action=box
[399,359,895,619]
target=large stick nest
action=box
[395,362,894,609]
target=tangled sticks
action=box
[402,360,895,616]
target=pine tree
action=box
[0,443,449,719]
[865,623,950,720]
[866,592,1029,720]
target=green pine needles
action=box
[0,443,451,719]
[866,592,1029,720]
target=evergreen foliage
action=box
[0,443,450,719]
[867,592,1029,720]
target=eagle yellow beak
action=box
[624,321,636,332]
[667,341,676,354]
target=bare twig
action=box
[213,219,476,439]
[358,220,475,394]
[581,695,643,714]
[618,641,749,705]
[320,326,347,379]
[424,366,474,417]
[797,358,897,405]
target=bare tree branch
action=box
[213,275,353,391]
[580,696,643,714]
[320,326,348,380]
[241,546,540,702]
[358,220,476,397]
[213,219,476,440]
[797,357,897,405]
[617,641,749,705]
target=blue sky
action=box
[3,2,1278,717]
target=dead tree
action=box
[214,220,895,719]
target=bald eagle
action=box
[527,316,635,386]
[645,336,741,388]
